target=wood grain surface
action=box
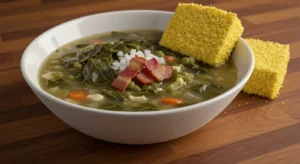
[0,0,299,163]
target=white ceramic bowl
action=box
[21,10,254,144]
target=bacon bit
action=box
[127,56,146,71]
[112,56,146,91]
[119,68,140,78]
[111,75,131,92]
[136,70,155,84]
[161,65,173,79]
[133,55,147,65]
[145,58,159,69]
[145,58,173,82]
[119,56,146,78]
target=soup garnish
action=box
[39,30,237,111]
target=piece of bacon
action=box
[119,68,139,78]
[112,56,146,91]
[111,75,131,92]
[144,58,159,71]
[130,56,147,69]
[136,69,156,84]
[145,58,173,82]
[160,64,174,80]
[120,56,146,78]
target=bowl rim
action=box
[21,10,254,116]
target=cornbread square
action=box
[160,3,244,66]
[243,39,290,99]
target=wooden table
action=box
[1,0,299,163]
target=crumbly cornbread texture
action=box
[243,39,290,99]
[159,3,244,66]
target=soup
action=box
[39,30,237,111]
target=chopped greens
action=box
[102,89,125,101]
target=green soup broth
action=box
[39,30,237,111]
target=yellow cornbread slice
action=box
[160,3,244,66]
[243,39,290,99]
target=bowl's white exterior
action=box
[21,10,254,144]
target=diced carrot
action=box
[89,39,103,45]
[161,97,183,105]
[165,56,178,63]
[69,91,87,101]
